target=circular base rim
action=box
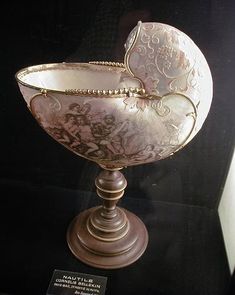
[67,207,149,269]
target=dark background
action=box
[0,0,235,294]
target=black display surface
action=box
[0,0,235,294]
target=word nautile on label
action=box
[47,269,107,295]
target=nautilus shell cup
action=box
[15,21,213,270]
[16,21,212,169]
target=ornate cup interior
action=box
[16,63,142,94]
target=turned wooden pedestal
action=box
[67,168,148,269]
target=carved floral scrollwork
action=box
[151,99,170,117]
[125,22,201,109]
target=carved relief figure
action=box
[75,115,99,156]
[98,115,126,156]
[35,94,194,166]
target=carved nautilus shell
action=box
[16,21,213,168]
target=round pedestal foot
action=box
[67,207,148,269]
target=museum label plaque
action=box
[47,270,107,295]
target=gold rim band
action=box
[16,61,146,98]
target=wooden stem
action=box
[67,167,148,269]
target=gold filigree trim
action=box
[89,61,125,68]
[167,93,198,155]
[124,20,142,77]
[29,90,47,112]
[65,87,146,97]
